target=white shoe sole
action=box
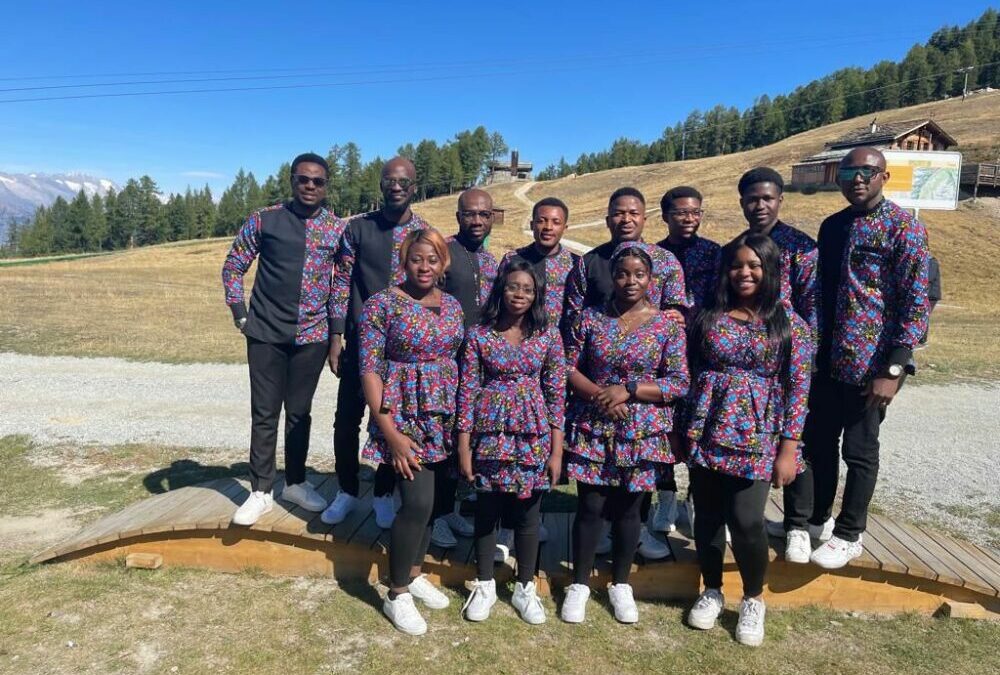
[232,504,271,526]
[736,631,764,647]
[687,613,718,630]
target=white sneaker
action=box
[408,574,450,609]
[320,490,359,525]
[430,517,458,549]
[538,521,550,543]
[687,588,724,630]
[383,592,426,636]
[594,521,612,555]
[280,481,327,512]
[650,490,678,533]
[638,526,672,560]
[810,535,863,569]
[512,581,546,624]
[736,597,766,647]
[232,490,273,526]
[608,583,639,623]
[372,495,396,529]
[560,583,590,623]
[462,579,497,621]
[494,527,514,562]
[442,511,474,538]
[785,529,812,564]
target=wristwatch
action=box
[887,363,903,378]
[625,380,639,400]
[235,317,248,332]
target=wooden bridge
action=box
[32,473,1000,617]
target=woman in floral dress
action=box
[358,228,465,636]
[456,259,566,625]
[561,246,689,625]
[684,232,812,647]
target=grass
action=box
[1,94,999,376]
[1,434,998,673]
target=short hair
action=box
[611,244,653,274]
[531,197,569,222]
[608,187,645,210]
[738,167,784,196]
[398,228,450,273]
[660,186,703,213]
[480,259,548,337]
[291,152,329,177]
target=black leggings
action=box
[389,460,450,588]
[573,483,645,585]
[690,464,771,598]
[474,491,543,584]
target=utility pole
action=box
[956,66,974,101]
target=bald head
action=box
[382,156,416,180]
[839,146,888,211]
[841,146,886,170]
[456,188,494,245]
[458,188,493,211]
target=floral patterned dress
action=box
[456,326,566,498]
[564,307,689,491]
[359,289,465,465]
[685,310,813,481]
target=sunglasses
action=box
[292,174,328,187]
[381,177,415,189]
[838,165,883,184]
[459,210,493,220]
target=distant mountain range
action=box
[0,172,117,241]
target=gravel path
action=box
[2,352,998,545]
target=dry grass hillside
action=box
[0,93,997,376]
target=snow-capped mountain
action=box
[0,172,117,240]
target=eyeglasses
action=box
[381,177,415,189]
[292,174,328,187]
[667,208,704,218]
[503,282,536,295]
[459,210,493,220]
[838,165,883,184]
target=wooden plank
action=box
[48,489,181,557]
[912,525,1000,597]
[853,523,908,575]
[138,482,237,537]
[306,480,373,543]
[149,478,247,535]
[875,515,964,586]
[945,538,1000,597]
[866,515,939,580]
[193,479,252,530]
[262,474,335,536]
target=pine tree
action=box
[900,45,932,106]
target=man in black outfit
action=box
[222,153,343,525]
[323,157,432,528]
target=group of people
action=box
[221,145,930,644]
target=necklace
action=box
[612,299,649,333]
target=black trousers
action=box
[573,483,645,585]
[246,337,328,493]
[474,491,543,584]
[783,372,894,542]
[389,460,451,588]
[333,340,396,497]
[690,465,770,598]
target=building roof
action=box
[795,148,851,165]
[826,119,957,149]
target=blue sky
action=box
[0,1,993,196]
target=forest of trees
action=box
[5,127,508,257]
[536,9,1000,179]
[4,9,998,257]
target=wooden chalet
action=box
[485,149,533,184]
[791,119,958,189]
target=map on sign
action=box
[882,150,962,210]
